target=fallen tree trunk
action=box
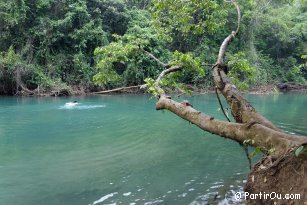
[92,85,145,94]
[146,1,307,204]
[156,96,306,148]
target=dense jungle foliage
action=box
[0,0,306,95]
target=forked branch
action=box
[212,0,280,131]
[152,0,307,157]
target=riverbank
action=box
[248,83,307,95]
[90,83,307,96]
[3,83,307,97]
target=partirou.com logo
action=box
[234,192,301,201]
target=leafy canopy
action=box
[93,0,230,88]
[151,0,228,36]
[93,9,171,87]
[228,52,256,90]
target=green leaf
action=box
[295,146,304,157]
[249,147,262,158]
[228,52,256,90]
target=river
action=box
[0,93,306,205]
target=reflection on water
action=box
[0,94,306,205]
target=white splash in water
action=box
[91,192,118,205]
[212,181,224,184]
[58,104,106,110]
[217,198,229,205]
[144,200,164,205]
[178,193,187,198]
[210,184,224,189]
[123,192,131,196]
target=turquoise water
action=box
[0,93,306,205]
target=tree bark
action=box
[156,96,306,155]
[149,1,307,204]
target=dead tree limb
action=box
[149,1,307,204]
[156,95,306,155]
[93,85,145,94]
[154,65,183,96]
[143,50,168,68]
[212,1,280,131]
[152,0,307,156]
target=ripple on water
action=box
[188,178,245,205]
[90,192,118,205]
[4,95,289,205]
[276,122,306,135]
[144,199,164,205]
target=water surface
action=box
[0,93,306,205]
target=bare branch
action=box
[150,0,307,163]
[93,85,145,94]
[156,96,307,155]
[217,0,241,64]
[233,0,241,34]
[150,0,307,199]
[211,0,280,131]
[155,65,183,96]
[143,49,168,68]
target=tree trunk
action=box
[245,153,307,205]
[148,1,307,204]
[14,66,35,95]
